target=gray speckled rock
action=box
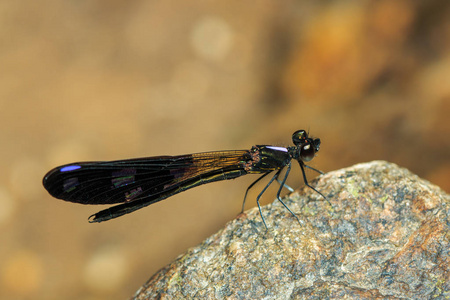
[132,161,450,299]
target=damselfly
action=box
[43,130,324,228]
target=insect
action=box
[43,130,324,229]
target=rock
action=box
[132,161,450,299]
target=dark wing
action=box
[43,151,251,222]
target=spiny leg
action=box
[274,162,302,226]
[275,171,294,193]
[298,161,331,207]
[255,169,283,230]
[241,172,271,213]
[304,164,324,175]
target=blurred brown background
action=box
[1,1,449,299]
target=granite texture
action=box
[132,161,450,299]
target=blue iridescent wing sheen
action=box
[43,151,249,208]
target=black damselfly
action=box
[43,130,324,229]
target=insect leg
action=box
[274,162,302,226]
[255,170,282,230]
[241,172,271,213]
[304,164,324,175]
[299,161,328,203]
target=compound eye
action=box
[300,143,315,162]
[292,130,308,145]
[313,138,321,152]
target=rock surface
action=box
[132,161,450,299]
